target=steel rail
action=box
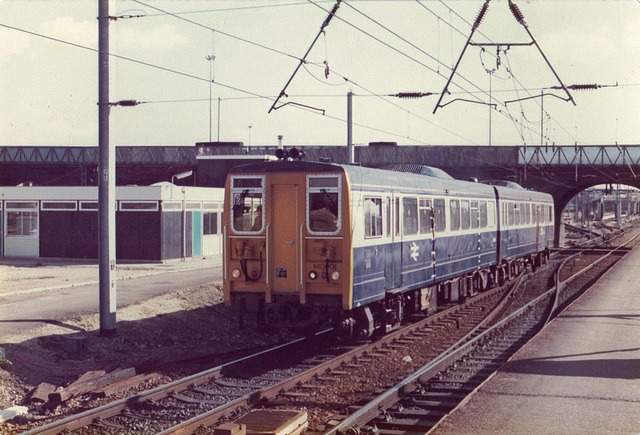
[326,239,635,435]
[20,271,524,434]
[156,282,513,434]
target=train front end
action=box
[223,160,351,330]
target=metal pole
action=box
[217,97,221,142]
[540,90,543,146]
[488,73,492,146]
[347,91,353,164]
[98,0,116,336]
[208,57,212,143]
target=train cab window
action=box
[450,200,460,231]
[307,175,340,233]
[231,176,264,233]
[419,199,433,234]
[434,199,446,232]
[364,197,383,238]
[460,200,470,230]
[470,201,480,229]
[402,197,418,236]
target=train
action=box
[223,150,554,339]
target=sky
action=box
[1,0,639,148]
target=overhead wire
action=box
[335,0,553,144]
[431,0,578,145]
[129,0,480,144]
[128,0,577,146]
[0,22,273,102]
[130,0,301,62]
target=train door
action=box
[384,195,402,289]
[271,185,300,293]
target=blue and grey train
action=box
[223,156,554,338]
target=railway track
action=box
[15,228,637,435]
[321,233,636,435]
[18,280,514,434]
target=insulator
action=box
[473,0,490,30]
[322,0,342,28]
[397,92,421,99]
[395,92,434,99]
[568,84,599,91]
[508,1,526,25]
[116,99,139,106]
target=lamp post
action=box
[172,170,193,185]
[205,55,215,143]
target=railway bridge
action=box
[2,143,640,240]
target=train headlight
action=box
[231,269,241,279]
[250,269,260,280]
[331,271,340,281]
[308,271,318,280]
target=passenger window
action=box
[487,201,495,227]
[403,197,418,236]
[508,202,515,226]
[419,199,433,234]
[364,197,383,238]
[434,199,446,232]
[470,201,480,229]
[308,176,340,233]
[386,197,391,236]
[460,200,470,230]
[395,198,401,236]
[450,200,460,231]
[479,201,487,228]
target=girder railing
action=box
[2,145,640,170]
[520,145,640,167]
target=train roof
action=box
[227,160,552,202]
[228,160,495,198]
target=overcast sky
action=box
[1,0,639,148]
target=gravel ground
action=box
[0,259,298,427]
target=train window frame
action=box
[364,196,383,239]
[450,199,460,231]
[231,175,265,234]
[419,198,433,235]
[508,202,515,226]
[306,174,341,235]
[385,196,392,237]
[487,201,495,228]
[478,201,487,228]
[433,198,446,232]
[395,197,401,237]
[460,200,470,230]
[402,197,418,236]
[470,201,480,230]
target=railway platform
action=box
[431,244,640,434]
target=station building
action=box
[0,183,224,261]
